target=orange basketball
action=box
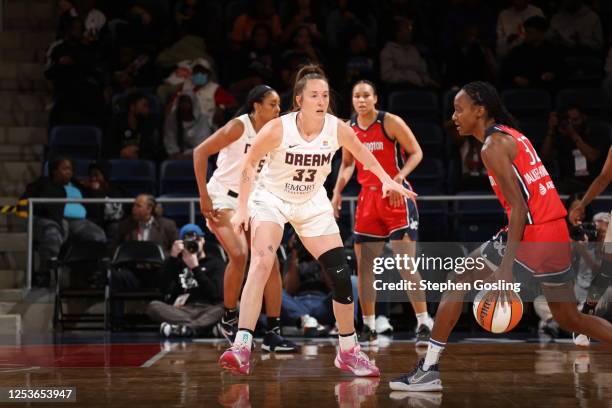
[472,290,523,333]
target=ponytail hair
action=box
[292,64,333,113]
[234,84,276,117]
[462,81,518,129]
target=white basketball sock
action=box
[338,332,358,351]
[233,330,253,350]
[363,315,376,330]
[422,338,445,370]
[416,312,433,329]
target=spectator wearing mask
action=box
[147,224,225,337]
[496,0,544,58]
[380,17,437,90]
[22,156,106,286]
[176,60,238,130]
[548,0,603,55]
[163,93,211,159]
[541,105,608,193]
[107,92,160,160]
[501,16,564,91]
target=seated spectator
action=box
[115,4,162,54]
[281,235,331,336]
[282,24,324,66]
[81,162,126,243]
[229,23,279,95]
[280,0,325,45]
[21,156,106,286]
[326,0,377,51]
[440,0,496,52]
[113,194,178,257]
[501,16,564,90]
[163,93,211,159]
[230,0,282,47]
[81,0,106,43]
[107,92,160,160]
[380,17,437,90]
[171,60,238,130]
[541,105,608,193]
[548,0,603,55]
[147,224,225,337]
[110,45,158,94]
[45,16,105,129]
[344,30,376,85]
[496,0,544,58]
[445,24,497,88]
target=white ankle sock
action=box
[422,339,445,370]
[363,315,375,330]
[416,312,433,328]
[338,332,358,351]
[234,330,253,350]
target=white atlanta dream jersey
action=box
[210,114,262,191]
[258,111,339,203]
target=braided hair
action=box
[462,81,518,129]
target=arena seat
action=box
[409,122,445,156]
[159,159,198,195]
[388,90,439,121]
[409,157,445,194]
[556,88,608,119]
[48,126,102,160]
[453,191,505,246]
[108,159,157,197]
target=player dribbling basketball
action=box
[390,81,612,392]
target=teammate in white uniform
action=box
[218,65,416,376]
[194,85,296,352]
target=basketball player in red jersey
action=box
[390,81,612,392]
[332,80,433,346]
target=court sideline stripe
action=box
[141,349,169,367]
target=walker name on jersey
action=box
[284,152,332,167]
[363,141,384,152]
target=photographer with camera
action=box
[541,105,607,194]
[147,224,225,337]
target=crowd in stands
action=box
[26,0,612,333]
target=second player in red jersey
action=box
[332,81,433,346]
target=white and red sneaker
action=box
[219,345,251,375]
[334,345,380,377]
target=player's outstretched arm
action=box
[337,121,416,200]
[571,146,612,224]
[232,118,282,233]
[193,119,245,221]
[481,133,527,282]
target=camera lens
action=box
[184,239,199,254]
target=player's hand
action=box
[381,178,417,201]
[388,175,407,208]
[231,207,249,234]
[494,262,514,309]
[200,195,219,222]
[331,193,342,218]
[569,204,585,225]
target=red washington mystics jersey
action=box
[350,111,413,189]
[485,124,567,225]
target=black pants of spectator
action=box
[34,217,106,287]
[110,267,161,327]
[146,301,224,335]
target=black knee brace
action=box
[319,247,353,304]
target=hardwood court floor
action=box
[0,339,610,408]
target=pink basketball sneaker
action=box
[334,345,380,377]
[219,345,251,375]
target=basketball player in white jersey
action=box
[194,85,297,352]
[218,65,416,376]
